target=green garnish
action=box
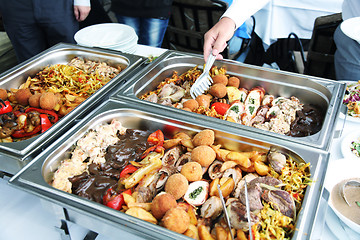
[356,201,360,208]
[189,186,203,200]
[230,105,240,113]
[249,106,255,115]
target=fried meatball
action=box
[0,88,7,100]
[208,83,227,98]
[165,173,189,200]
[40,92,58,110]
[183,99,199,111]
[228,76,240,88]
[192,129,215,146]
[191,145,216,167]
[15,88,32,106]
[212,74,228,86]
[28,93,42,108]
[196,94,211,109]
[162,207,190,234]
[181,161,203,182]
[151,193,177,220]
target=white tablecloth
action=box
[254,0,343,47]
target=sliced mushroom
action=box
[174,152,191,172]
[267,150,287,173]
[222,167,242,185]
[208,160,224,180]
[155,166,177,191]
[200,196,222,219]
[162,146,181,166]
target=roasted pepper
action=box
[103,188,132,210]
[141,129,165,159]
[11,125,41,138]
[120,164,138,179]
[0,99,13,115]
[39,114,52,133]
[25,107,59,123]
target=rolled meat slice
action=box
[208,160,224,180]
[200,196,223,219]
[162,146,181,166]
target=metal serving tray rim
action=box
[9,98,329,240]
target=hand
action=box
[74,5,91,22]
[203,17,236,62]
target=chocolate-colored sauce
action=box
[69,129,151,203]
[288,104,324,137]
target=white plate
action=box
[74,23,138,48]
[341,131,360,160]
[324,158,360,234]
[341,17,360,44]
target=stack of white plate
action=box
[74,23,138,54]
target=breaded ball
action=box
[151,193,177,220]
[183,99,199,111]
[15,88,32,106]
[191,145,216,167]
[40,92,58,110]
[212,74,228,86]
[162,207,190,234]
[228,76,240,88]
[165,173,189,200]
[181,161,203,182]
[28,93,42,108]
[192,129,215,146]
[0,88,7,100]
[208,83,227,98]
[195,94,211,109]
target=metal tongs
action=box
[190,52,217,99]
[244,179,253,240]
[217,184,234,240]
[340,180,360,206]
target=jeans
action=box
[116,15,169,48]
[334,26,360,81]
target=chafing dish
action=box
[114,50,346,151]
[10,98,329,239]
[0,43,145,175]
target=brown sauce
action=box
[288,104,324,137]
[331,178,360,225]
[69,129,151,202]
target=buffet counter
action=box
[0,44,359,240]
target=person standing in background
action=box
[0,0,91,63]
[334,0,360,81]
[111,0,173,48]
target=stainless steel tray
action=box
[114,50,346,151]
[0,43,145,175]
[10,98,329,240]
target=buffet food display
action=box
[140,66,323,137]
[6,49,347,240]
[0,43,144,175]
[0,57,121,142]
[50,120,311,240]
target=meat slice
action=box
[267,150,287,173]
[239,176,282,210]
[239,183,263,211]
[261,189,296,219]
[162,146,181,166]
[228,200,259,231]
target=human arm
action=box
[73,0,91,22]
[203,0,271,61]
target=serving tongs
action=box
[190,52,217,99]
[244,179,253,240]
[217,184,234,240]
[340,180,360,206]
